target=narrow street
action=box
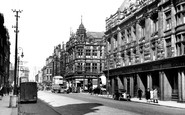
[19,91,185,115]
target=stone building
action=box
[104,0,185,102]
[0,13,10,86]
[65,21,105,92]
[42,56,53,86]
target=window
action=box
[165,11,171,30]
[86,63,91,72]
[121,31,126,45]
[166,38,172,57]
[77,48,83,56]
[127,28,132,42]
[77,63,83,71]
[92,63,97,72]
[114,35,118,49]
[92,49,97,56]
[86,49,91,56]
[176,34,185,55]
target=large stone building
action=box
[42,56,53,86]
[0,13,10,86]
[65,21,105,92]
[104,0,185,102]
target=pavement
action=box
[0,94,18,115]
[89,93,185,109]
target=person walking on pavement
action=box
[0,84,4,100]
[150,88,154,102]
[145,88,150,102]
[137,88,143,100]
[153,88,158,103]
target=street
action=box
[18,91,185,115]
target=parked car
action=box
[113,89,131,101]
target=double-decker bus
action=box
[51,76,68,93]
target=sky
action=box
[0,0,124,80]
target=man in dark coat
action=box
[138,88,143,100]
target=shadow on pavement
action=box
[53,103,103,115]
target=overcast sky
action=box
[0,0,123,80]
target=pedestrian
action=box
[0,84,4,100]
[137,88,143,100]
[153,88,158,103]
[150,88,154,102]
[145,88,150,102]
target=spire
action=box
[81,15,83,24]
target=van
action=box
[20,82,37,103]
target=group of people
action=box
[137,88,159,103]
[0,84,13,100]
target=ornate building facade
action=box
[0,13,10,86]
[65,21,105,92]
[104,0,185,102]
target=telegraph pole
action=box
[12,9,22,95]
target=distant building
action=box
[65,20,105,92]
[42,56,53,86]
[104,0,185,102]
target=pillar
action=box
[111,77,115,95]
[137,74,145,97]
[130,76,134,97]
[124,77,127,92]
[160,71,171,101]
[178,70,185,102]
[117,76,123,89]
[147,74,152,89]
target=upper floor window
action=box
[92,49,97,56]
[165,11,172,30]
[139,19,145,39]
[127,28,132,42]
[85,63,91,72]
[77,48,83,56]
[176,3,185,25]
[92,63,97,72]
[86,49,91,56]
[77,63,83,71]
[165,38,172,57]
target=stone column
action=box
[124,77,127,91]
[117,76,124,89]
[178,70,185,102]
[160,71,171,101]
[137,74,145,93]
[159,71,164,100]
[130,76,134,97]
[111,77,115,95]
[147,73,152,89]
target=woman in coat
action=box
[153,88,158,103]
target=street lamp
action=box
[17,47,24,87]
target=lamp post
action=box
[17,47,24,87]
[12,9,22,96]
